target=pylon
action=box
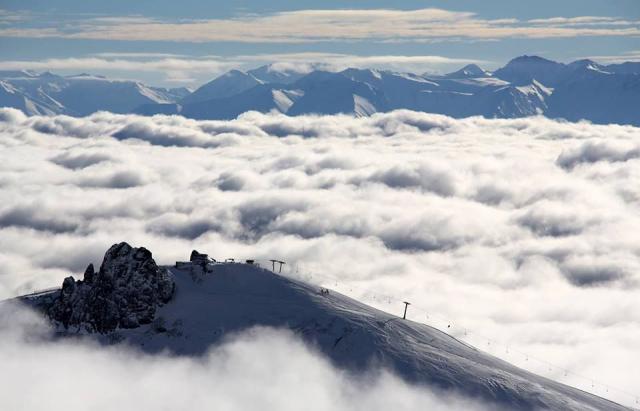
[402,301,411,319]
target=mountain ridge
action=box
[9,242,630,411]
[1,57,639,125]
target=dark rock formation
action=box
[48,242,174,333]
[189,250,208,263]
[83,263,95,284]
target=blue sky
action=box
[0,0,638,86]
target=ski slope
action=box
[22,260,628,410]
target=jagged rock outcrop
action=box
[48,242,174,333]
[189,250,208,263]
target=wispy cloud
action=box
[580,50,640,63]
[0,8,31,25]
[234,52,486,74]
[0,53,487,84]
[0,57,237,84]
[0,8,638,43]
[92,52,189,59]
[0,57,233,72]
[528,16,638,27]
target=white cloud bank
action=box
[0,108,639,406]
[0,303,496,411]
[2,8,638,43]
[0,53,485,85]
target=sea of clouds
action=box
[0,108,639,406]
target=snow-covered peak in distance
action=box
[178,63,318,106]
[567,59,610,74]
[340,67,384,82]
[493,55,568,86]
[442,64,492,79]
[248,63,322,85]
[11,243,630,411]
[2,55,640,125]
[64,73,109,80]
[130,56,640,124]
[179,69,264,105]
[0,70,186,116]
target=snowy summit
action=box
[14,242,630,411]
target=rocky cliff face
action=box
[48,242,175,333]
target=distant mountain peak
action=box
[225,69,250,77]
[507,55,560,65]
[569,59,598,66]
[262,62,317,74]
[248,63,316,85]
[445,64,490,79]
[494,55,567,86]
[567,59,609,74]
[2,55,639,126]
[179,69,263,104]
[339,67,385,82]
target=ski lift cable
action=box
[266,259,639,404]
[30,256,631,405]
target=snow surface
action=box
[0,71,187,116]
[353,94,377,117]
[23,261,629,410]
[2,56,639,125]
[443,64,491,79]
[271,89,295,112]
[180,70,263,105]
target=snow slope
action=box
[493,56,568,86]
[0,80,59,115]
[179,69,263,105]
[136,63,566,121]
[546,70,640,126]
[248,63,316,85]
[18,256,628,411]
[181,84,304,120]
[442,64,492,79]
[2,55,640,125]
[0,71,186,116]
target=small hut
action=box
[190,250,209,265]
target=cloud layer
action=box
[0,108,639,406]
[2,8,639,43]
[0,53,484,85]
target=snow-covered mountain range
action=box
[1,56,639,125]
[0,70,190,116]
[11,242,629,410]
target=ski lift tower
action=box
[402,301,411,320]
[269,259,278,272]
[268,260,286,273]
